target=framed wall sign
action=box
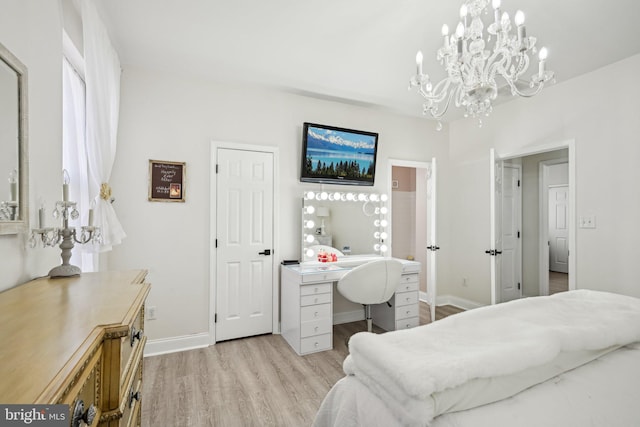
[149,160,185,202]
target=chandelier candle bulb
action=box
[460,4,468,27]
[416,51,423,76]
[442,24,449,47]
[9,169,17,202]
[456,22,465,55]
[515,10,526,43]
[62,169,70,202]
[38,206,45,229]
[492,0,501,24]
[539,47,548,77]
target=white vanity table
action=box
[281,255,420,355]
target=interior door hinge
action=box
[518,282,521,290]
[215,239,218,248]
[517,230,520,238]
[517,179,521,187]
[215,164,219,174]
[214,313,217,323]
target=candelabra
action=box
[29,170,101,278]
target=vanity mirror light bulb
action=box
[374,231,381,239]
[306,249,315,257]
[358,193,366,201]
[374,243,381,251]
[380,232,388,239]
[306,191,315,200]
[320,192,328,200]
[374,219,381,227]
[380,244,388,253]
[380,219,388,227]
[370,194,379,201]
[340,193,347,201]
[346,193,355,201]
[306,220,315,229]
[380,194,388,202]
[333,192,341,200]
[375,207,380,214]
[306,234,315,243]
[305,205,315,215]
[380,207,388,214]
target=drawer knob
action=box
[315,342,319,347]
[314,311,319,317]
[406,310,411,315]
[129,386,142,408]
[314,287,319,293]
[314,326,319,332]
[130,326,144,347]
[72,400,96,427]
[406,297,410,302]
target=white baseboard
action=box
[333,309,364,325]
[436,294,485,310]
[144,332,210,357]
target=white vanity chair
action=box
[337,259,403,332]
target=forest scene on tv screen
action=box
[303,125,377,182]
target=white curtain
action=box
[62,57,97,271]
[81,0,125,251]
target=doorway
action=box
[388,159,438,321]
[490,141,575,305]
[210,143,279,344]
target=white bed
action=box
[313,290,640,427]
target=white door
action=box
[216,148,274,341]
[500,165,522,302]
[426,158,438,322]
[489,149,502,304]
[549,185,569,273]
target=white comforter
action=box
[341,290,640,425]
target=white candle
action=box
[10,182,17,202]
[538,47,548,78]
[39,207,45,229]
[63,183,69,202]
[88,208,94,226]
[415,51,423,76]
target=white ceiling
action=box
[97,0,640,120]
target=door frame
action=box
[209,141,280,345]
[491,139,576,304]
[387,158,435,318]
[539,159,570,295]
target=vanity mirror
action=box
[301,190,389,262]
[0,41,28,234]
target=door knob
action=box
[258,249,271,256]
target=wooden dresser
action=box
[0,270,150,427]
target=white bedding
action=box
[314,342,640,427]
[314,290,640,426]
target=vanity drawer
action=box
[301,318,332,338]
[400,274,419,285]
[395,290,418,307]
[397,279,419,293]
[396,303,419,320]
[301,270,343,283]
[300,293,331,306]
[301,303,331,322]
[300,283,332,296]
[396,317,420,330]
[300,333,332,354]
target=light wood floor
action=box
[549,271,569,295]
[141,302,463,427]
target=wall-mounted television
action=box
[300,122,379,186]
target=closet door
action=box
[216,148,274,341]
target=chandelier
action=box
[409,0,554,127]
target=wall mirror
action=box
[0,41,28,235]
[301,190,389,262]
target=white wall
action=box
[0,0,66,291]
[447,54,640,304]
[108,67,450,342]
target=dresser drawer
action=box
[395,317,420,330]
[120,356,143,427]
[120,306,144,387]
[301,303,331,322]
[300,282,332,296]
[395,290,418,307]
[300,333,332,354]
[300,293,331,306]
[300,318,332,338]
[396,303,419,320]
